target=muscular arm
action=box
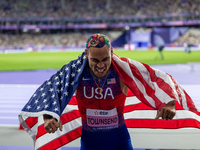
[120,79,128,95]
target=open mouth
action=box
[95,68,105,75]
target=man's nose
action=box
[97,62,104,68]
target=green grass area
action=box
[0,50,200,71]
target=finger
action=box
[45,126,53,133]
[44,125,52,133]
[155,110,161,120]
[52,119,60,128]
[168,111,176,120]
[162,109,167,120]
[49,127,53,133]
[59,120,63,131]
[49,122,58,133]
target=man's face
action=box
[85,45,113,78]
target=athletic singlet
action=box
[76,65,127,132]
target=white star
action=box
[57,89,60,93]
[65,67,69,71]
[64,91,68,96]
[65,82,69,87]
[43,99,47,103]
[53,101,57,105]
[71,81,74,85]
[71,63,76,68]
[56,81,60,85]
[65,75,69,78]
[77,60,81,64]
[54,108,58,111]
[49,88,53,92]
[33,94,36,97]
[37,106,40,110]
[83,56,86,59]
[35,99,39,104]
[60,96,63,101]
[59,72,63,76]
[41,93,46,97]
[71,73,75,77]
[77,68,81,72]
[55,76,59,80]
[60,87,63,92]
[27,105,31,110]
[44,104,49,109]
[51,94,55,98]
[61,80,63,84]
[47,81,52,85]
[40,88,44,91]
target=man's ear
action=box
[85,49,88,59]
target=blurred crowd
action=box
[1,28,200,49]
[1,0,200,49]
[0,0,200,18]
[174,27,200,47]
[0,31,122,48]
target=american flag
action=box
[107,78,116,84]
[19,52,200,150]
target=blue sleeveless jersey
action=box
[76,65,127,132]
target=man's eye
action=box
[102,58,109,62]
[92,59,99,63]
[102,59,108,62]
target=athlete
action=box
[43,34,176,150]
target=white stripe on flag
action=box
[124,110,200,121]
[125,96,141,106]
[177,83,189,110]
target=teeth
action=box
[97,69,104,73]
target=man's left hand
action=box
[155,100,176,120]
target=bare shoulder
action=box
[120,78,128,95]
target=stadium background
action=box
[0,0,200,150]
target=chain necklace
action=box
[92,75,108,93]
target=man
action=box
[19,33,198,150]
[42,34,175,150]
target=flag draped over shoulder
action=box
[19,52,200,150]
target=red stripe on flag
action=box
[126,89,135,97]
[38,127,82,150]
[61,110,81,124]
[125,118,200,129]
[68,96,78,105]
[25,117,38,128]
[36,124,46,139]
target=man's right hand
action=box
[43,114,63,133]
